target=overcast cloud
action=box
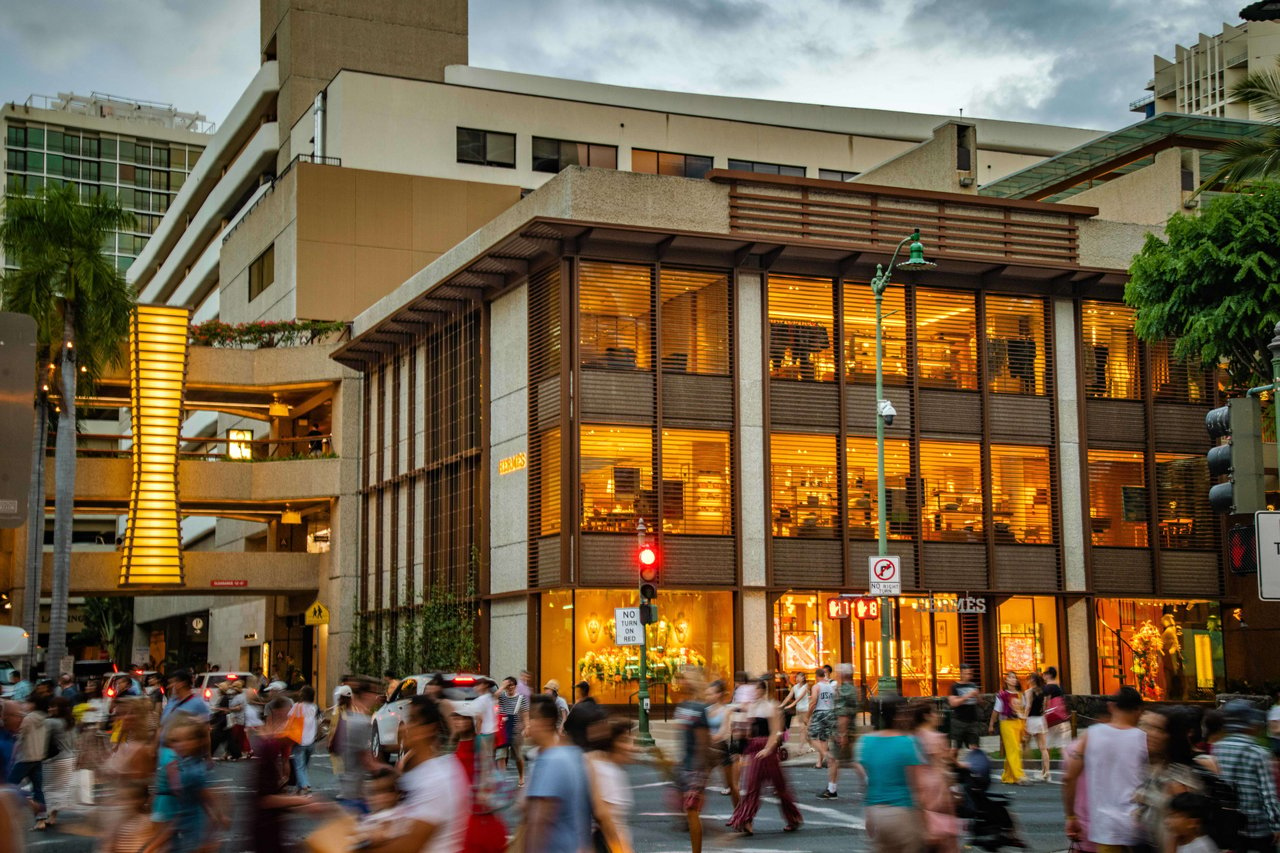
[0,0,1251,133]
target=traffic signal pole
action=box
[636,519,655,747]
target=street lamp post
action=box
[1269,323,1280,445]
[869,229,934,699]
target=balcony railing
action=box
[59,433,334,461]
[1129,94,1155,112]
[711,171,1085,266]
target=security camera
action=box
[878,398,897,426]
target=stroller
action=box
[955,748,1027,851]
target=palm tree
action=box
[1198,64,1280,192]
[1,184,134,675]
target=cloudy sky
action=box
[0,0,1252,132]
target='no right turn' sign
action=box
[869,555,902,596]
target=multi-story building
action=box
[4,0,1268,696]
[2,92,212,273]
[1131,18,1280,118]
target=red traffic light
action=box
[638,544,657,566]
[853,597,880,620]
[638,542,659,584]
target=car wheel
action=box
[370,724,389,763]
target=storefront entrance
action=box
[1095,599,1223,700]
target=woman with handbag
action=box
[1023,673,1051,782]
[988,671,1028,785]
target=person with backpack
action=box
[1210,700,1280,853]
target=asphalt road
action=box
[24,749,1072,852]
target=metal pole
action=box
[636,521,654,747]
[873,274,897,699]
[1271,322,1280,448]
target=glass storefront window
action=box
[1088,450,1148,547]
[1155,454,1215,550]
[848,596,963,697]
[770,433,839,538]
[541,588,733,705]
[660,269,730,375]
[986,295,1047,395]
[661,429,731,535]
[996,596,1059,678]
[920,440,983,542]
[990,445,1052,544]
[1082,301,1140,399]
[773,592,843,673]
[846,436,912,540]
[768,275,835,382]
[1095,599,1223,700]
[580,262,653,371]
[581,425,652,532]
[916,289,977,390]
[1149,340,1211,404]
[843,281,907,385]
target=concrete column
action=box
[1066,599,1093,694]
[488,286,530,597]
[742,589,769,675]
[737,271,766,589]
[324,367,364,690]
[489,598,529,681]
[1054,297,1087,592]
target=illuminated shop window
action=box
[1081,301,1140,399]
[580,425,652,532]
[920,440,983,542]
[916,289,977,391]
[1088,450,1149,547]
[659,269,729,375]
[846,436,912,540]
[661,429,731,535]
[1094,599,1222,700]
[580,262,653,371]
[985,294,1047,395]
[1154,454,1215,550]
[997,596,1059,678]
[774,592,844,672]
[1149,340,1212,404]
[770,433,838,538]
[843,280,907,385]
[990,445,1052,544]
[767,275,835,382]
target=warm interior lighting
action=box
[120,305,190,586]
[228,429,253,461]
[268,395,290,417]
[281,507,302,525]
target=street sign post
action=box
[869,555,901,596]
[1256,511,1280,600]
[614,607,643,645]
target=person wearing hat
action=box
[543,679,569,733]
[1212,699,1280,851]
[1063,686,1149,849]
[471,676,500,760]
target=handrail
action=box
[57,432,334,462]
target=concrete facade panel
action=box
[488,596,528,682]
[1053,297,1087,592]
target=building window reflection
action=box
[985,294,1047,395]
[1095,598,1222,700]
[1088,450,1148,547]
[920,440,983,542]
[997,596,1059,677]
[771,433,839,537]
[1155,454,1214,550]
[768,275,835,382]
[580,425,652,532]
[1082,301,1140,399]
[580,262,653,371]
[846,436,912,540]
[844,281,907,385]
[1149,340,1211,404]
[990,445,1052,544]
[661,429,731,535]
[916,289,977,390]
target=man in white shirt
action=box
[807,667,837,772]
[471,677,499,760]
[1063,686,1148,851]
[365,695,466,853]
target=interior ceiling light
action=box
[269,395,290,417]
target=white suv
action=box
[370,673,488,759]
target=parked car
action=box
[370,673,489,759]
[193,671,253,704]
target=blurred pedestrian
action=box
[726,676,802,835]
[11,669,34,702]
[947,663,983,751]
[55,674,81,705]
[8,692,49,829]
[337,678,380,812]
[1135,705,1205,853]
[41,696,76,827]
[821,663,859,800]
[542,679,569,733]
[496,676,527,786]
[472,677,500,762]
[1165,791,1218,853]
[288,684,320,793]
[328,684,353,776]
[912,700,961,853]
[153,713,224,852]
[450,703,508,851]
[563,680,598,747]
[161,671,210,727]
[587,718,636,853]
[989,671,1027,784]
[365,696,467,852]
[705,679,739,806]
[1213,699,1280,853]
[673,669,711,853]
[808,667,835,770]
[209,681,232,759]
[522,694,592,852]
[855,696,926,853]
[0,699,21,776]
[1063,686,1148,850]
[249,695,323,853]
[516,670,533,702]
[225,680,248,760]
[1024,672,1050,781]
[106,782,163,853]
[779,671,809,753]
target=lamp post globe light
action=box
[870,230,934,699]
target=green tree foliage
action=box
[1,185,135,674]
[1126,187,1280,390]
[77,597,135,665]
[1199,63,1280,193]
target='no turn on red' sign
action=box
[869,555,902,596]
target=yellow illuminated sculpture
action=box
[120,305,190,585]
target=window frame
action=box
[455,127,517,169]
[532,136,619,174]
[248,244,276,303]
[631,148,714,179]
[727,158,805,177]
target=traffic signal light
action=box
[637,540,659,624]
[1206,397,1265,515]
